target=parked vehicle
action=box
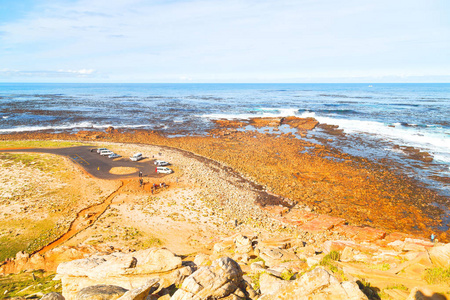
[108,153,121,159]
[97,148,108,153]
[100,150,114,156]
[154,160,169,166]
[156,167,173,174]
[130,153,143,161]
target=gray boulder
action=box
[76,285,128,300]
[57,248,182,280]
[171,257,244,300]
[116,279,160,300]
[259,273,290,296]
[41,292,65,300]
[258,247,300,268]
[428,243,450,268]
[262,267,368,300]
[234,234,253,254]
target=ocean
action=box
[0,83,449,198]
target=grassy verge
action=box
[0,150,114,261]
[0,219,61,261]
[424,267,450,285]
[0,152,67,174]
[0,140,88,149]
[0,270,61,298]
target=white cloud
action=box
[0,0,449,82]
[0,68,98,78]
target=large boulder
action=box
[57,248,181,279]
[428,243,450,268]
[258,247,300,268]
[41,292,65,300]
[56,248,189,300]
[259,273,290,296]
[171,257,245,300]
[116,279,160,300]
[75,285,128,300]
[263,267,368,300]
[234,234,253,254]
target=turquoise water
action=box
[0,83,449,197]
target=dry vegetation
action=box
[0,143,120,261]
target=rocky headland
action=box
[0,117,449,299]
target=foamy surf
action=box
[0,82,448,197]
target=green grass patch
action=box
[249,256,265,265]
[280,269,295,280]
[0,152,69,174]
[145,237,163,247]
[247,272,263,290]
[320,251,341,273]
[0,271,61,298]
[386,283,408,291]
[0,140,88,149]
[424,267,450,285]
[368,263,391,271]
[0,218,59,261]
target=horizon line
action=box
[1,82,449,84]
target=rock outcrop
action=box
[171,257,245,300]
[428,243,450,268]
[75,285,128,300]
[261,268,368,300]
[56,248,190,300]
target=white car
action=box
[130,153,143,161]
[154,160,169,166]
[97,148,108,153]
[108,153,121,159]
[156,167,173,174]
[100,150,113,156]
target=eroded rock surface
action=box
[171,257,245,300]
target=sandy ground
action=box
[0,141,286,259]
[0,150,120,260]
[63,142,283,255]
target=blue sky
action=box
[0,0,449,83]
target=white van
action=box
[130,153,143,161]
[100,150,113,156]
[97,148,108,153]
[156,167,173,174]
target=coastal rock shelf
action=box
[0,129,449,299]
[0,116,448,243]
[33,235,450,299]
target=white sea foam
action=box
[202,107,301,120]
[307,112,450,164]
[0,122,151,133]
[201,109,450,164]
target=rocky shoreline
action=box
[0,116,447,241]
[1,117,450,299]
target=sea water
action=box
[0,83,449,197]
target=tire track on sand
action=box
[36,180,129,255]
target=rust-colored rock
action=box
[334,225,386,242]
[282,116,318,130]
[1,117,447,242]
[281,209,317,225]
[299,215,345,232]
[250,117,282,127]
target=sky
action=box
[0,0,449,83]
